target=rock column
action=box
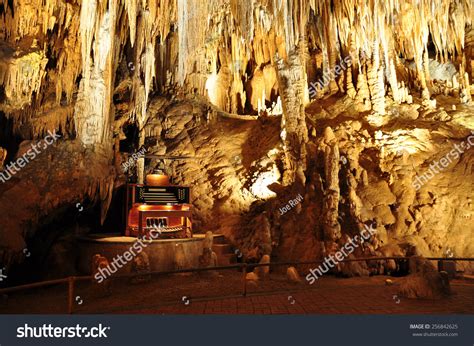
[275,46,309,186]
[320,127,341,241]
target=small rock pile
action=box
[398,256,451,299]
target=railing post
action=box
[68,276,75,314]
[242,264,247,297]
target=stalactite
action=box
[345,35,357,99]
[0,51,48,111]
[0,0,472,140]
[130,2,160,183]
[380,17,400,104]
[177,0,189,86]
[74,0,118,147]
[367,41,386,114]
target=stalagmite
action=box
[459,58,473,104]
[275,48,308,185]
[321,127,341,242]
[355,67,371,110]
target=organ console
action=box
[125,172,192,239]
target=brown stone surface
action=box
[1,274,473,314]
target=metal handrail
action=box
[0,256,472,314]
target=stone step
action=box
[212,234,227,244]
[193,233,236,266]
[212,243,232,255]
[192,233,227,244]
[217,253,237,266]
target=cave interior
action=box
[0,0,473,290]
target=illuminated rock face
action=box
[0,0,473,275]
[137,96,474,275]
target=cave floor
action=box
[1,274,473,314]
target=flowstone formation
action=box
[0,0,473,278]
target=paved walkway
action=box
[2,275,473,314]
[124,278,474,314]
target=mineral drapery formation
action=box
[2,1,472,130]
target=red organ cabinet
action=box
[125,174,192,239]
